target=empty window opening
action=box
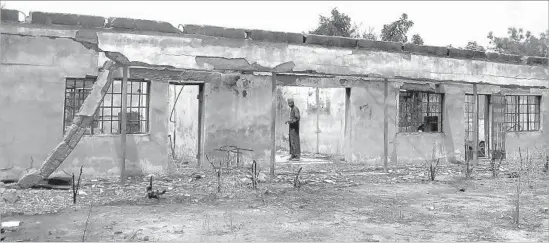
[398,90,444,133]
[504,95,541,132]
[63,77,150,135]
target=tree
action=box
[310,8,359,38]
[362,26,378,41]
[465,41,486,52]
[411,34,424,45]
[487,27,549,57]
[381,13,415,43]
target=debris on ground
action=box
[257,172,268,182]
[2,189,20,203]
[1,221,20,228]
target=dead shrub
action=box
[490,150,504,179]
[425,142,441,181]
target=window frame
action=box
[504,95,541,132]
[398,89,445,133]
[62,77,151,136]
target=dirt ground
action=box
[2,161,549,242]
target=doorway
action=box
[464,94,490,159]
[275,86,347,162]
[464,93,508,160]
[167,83,204,167]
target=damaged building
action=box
[0,9,548,183]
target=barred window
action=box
[504,95,541,132]
[63,77,150,135]
[398,90,444,133]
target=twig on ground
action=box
[293,167,303,190]
[82,203,93,242]
[251,160,258,190]
[72,166,83,204]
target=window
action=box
[63,77,150,135]
[398,90,443,133]
[504,95,541,132]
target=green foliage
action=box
[411,34,424,45]
[465,41,486,52]
[487,27,549,57]
[381,13,415,43]
[310,8,359,38]
[362,26,378,41]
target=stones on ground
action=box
[324,179,335,184]
[2,189,20,203]
[240,178,252,184]
[257,172,267,182]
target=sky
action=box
[3,1,548,48]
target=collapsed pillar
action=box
[18,60,117,189]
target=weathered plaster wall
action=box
[0,33,169,180]
[394,84,467,164]
[89,30,549,88]
[1,19,548,177]
[505,89,549,158]
[349,82,386,164]
[204,73,273,169]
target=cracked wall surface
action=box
[1,21,548,178]
[0,33,169,180]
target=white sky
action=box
[3,1,548,48]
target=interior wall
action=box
[167,84,200,166]
[203,73,273,169]
[275,86,346,157]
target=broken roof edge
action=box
[1,8,548,67]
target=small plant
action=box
[206,155,223,193]
[82,203,93,242]
[251,160,258,190]
[543,155,549,173]
[428,159,441,181]
[425,142,441,181]
[293,167,303,189]
[72,166,83,204]
[464,156,474,179]
[511,147,535,226]
[490,150,504,179]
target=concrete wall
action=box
[204,73,273,169]
[168,84,200,165]
[0,34,169,179]
[1,19,548,179]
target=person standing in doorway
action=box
[285,98,301,161]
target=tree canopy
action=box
[486,27,548,57]
[380,13,423,44]
[310,8,359,38]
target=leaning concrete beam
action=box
[17,60,117,189]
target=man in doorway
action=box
[285,98,301,161]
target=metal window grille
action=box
[504,95,541,132]
[63,77,150,135]
[398,90,444,133]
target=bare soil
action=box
[2,162,548,242]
